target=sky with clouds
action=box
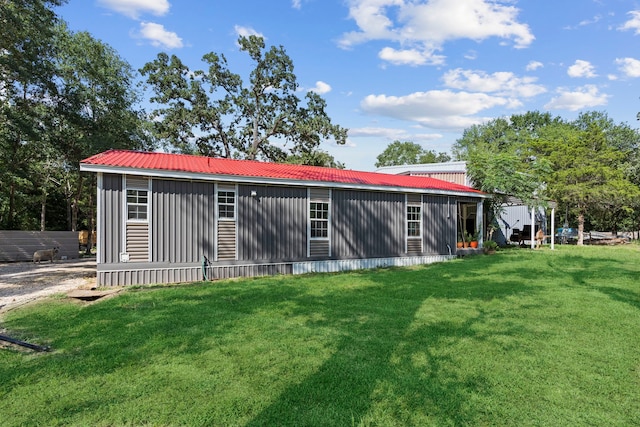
[58,0,640,171]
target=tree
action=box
[0,0,66,229]
[453,112,556,216]
[141,35,347,164]
[1,2,151,233]
[530,115,640,244]
[52,23,152,235]
[375,141,450,167]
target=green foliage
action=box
[483,239,498,250]
[375,140,451,167]
[0,3,150,230]
[0,0,66,229]
[141,35,347,164]
[1,246,639,425]
[454,111,640,241]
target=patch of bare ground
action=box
[0,259,97,314]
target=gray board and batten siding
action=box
[95,172,473,286]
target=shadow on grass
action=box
[244,261,538,426]
[1,257,540,425]
[593,286,640,310]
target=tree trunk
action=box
[66,179,73,230]
[85,176,95,255]
[71,173,83,232]
[40,188,47,231]
[577,211,585,246]
[8,180,15,229]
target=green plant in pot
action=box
[463,231,473,248]
[483,240,498,254]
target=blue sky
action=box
[57,0,640,171]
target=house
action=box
[80,150,487,286]
[377,162,556,248]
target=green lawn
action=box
[1,245,639,426]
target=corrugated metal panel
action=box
[407,238,422,254]
[332,190,404,258]
[309,240,330,257]
[423,195,457,254]
[411,172,467,186]
[309,188,330,201]
[218,221,236,260]
[100,173,123,264]
[82,150,484,195]
[0,231,78,262]
[237,185,307,261]
[96,262,295,286]
[126,223,148,262]
[152,179,216,263]
[292,255,455,274]
[126,176,148,189]
[407,193,422,205]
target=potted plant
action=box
[483,240,498,254]
[463,231,473,248]
[470,230,480,248]
[456,232,464,248]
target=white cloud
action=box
[442,68,546,98]
[567,60,597,78]
[139,22,183,49]
[544,85,609,111]
[360,90,513,130]
[292,0,302,9]
[378,47,444,66]
[340,0,534,65]
[619,10,640,35]
[348,127,442,142]
[234,25,264,39]
[526,60,543,71]
[308,81,332,94]
[98,0,169,19]
[616,57,640,77]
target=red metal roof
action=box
[81,150,483,194]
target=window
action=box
[310,202,329,238]
[127,189,148,221]
[218,190,235,219]
[407,205,421,237]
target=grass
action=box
[1,245,639,426]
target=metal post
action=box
[530,206,535,249]
[551,207,555,250]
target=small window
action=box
[310,202,329,238]
[127,189,148,221]
[218,190,235,219]
[407,205,421,237]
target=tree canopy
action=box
[141,35,347,166]
[453,111,640,243]
[375,141,451,168]
[1,0,150,231]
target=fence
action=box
[0,231,79,262]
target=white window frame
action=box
[407,205,422,238]
[124,176,150,224]
[217,188,236,221]
[307,188,331,258]
[309,201,330,239]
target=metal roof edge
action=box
[81,163,487,198]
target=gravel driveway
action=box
[0,259,96,314]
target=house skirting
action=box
[96,255,456,286]
[292,255,455,274]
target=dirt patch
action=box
[0,259,96,314]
